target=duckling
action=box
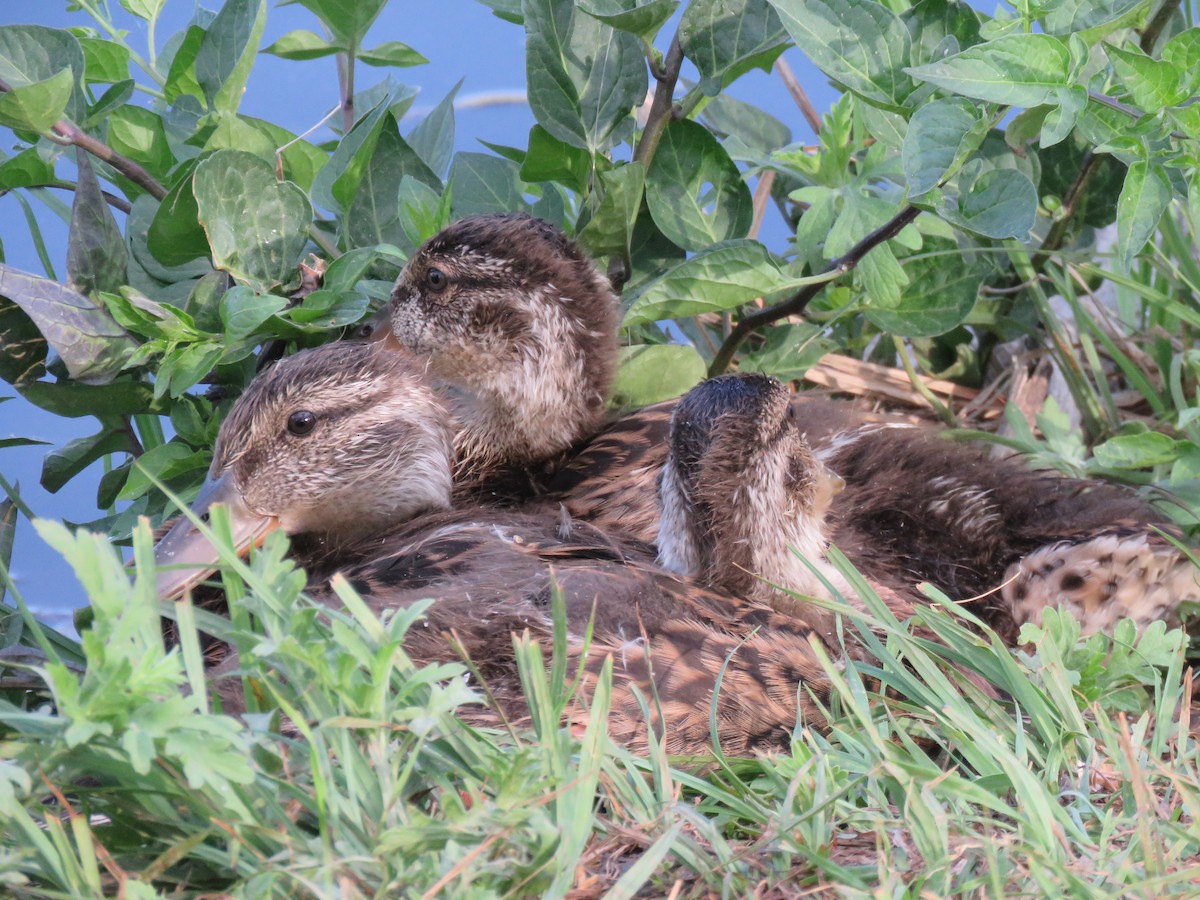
[154,341,838,754]
[385,212,620,489]
[381,213,1196,639]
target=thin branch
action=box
[1140,0,1182,53]
[1032,150,1097,268]
[0,79,169,201]
[774,57,822,136]
[708,204,921,376]
[748,169,776,240]
[44,181,133,214]
[632,35,683,167]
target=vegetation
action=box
[2,0,1200,893]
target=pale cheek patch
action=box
[1003,534,1200,635]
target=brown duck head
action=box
[153,341,454,600]
[384,213,620,474]
[656,374,850,633]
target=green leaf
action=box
[164,23,206,104]
[147,160,209,268]
[120,0,168,21]
[67,150,128,298]
[1163,27,1200,95]
[311,86,398,214]
[106,105,175,178]
[578,0,679,41]
[698,90,792,153]
[827,192,908,307]
[740,322,833,380]
[0,25,87,123]
[521,124,593,193]
[1092,431,1179,468]
[578,162,645,259]
[645,119,752,251]
[768,0,912,107]
[902,0,982,68]
[193,150,313,293]
[0,149,55,191]
[524,0,647,152]
[906,33,1071,107]
[623,239,783,326]
[42,424,139,494]
[1116,160,1171,271]
[407,81,459,178]
[902,97,987,197]
[0,296,47,385]
[941,168,1038,239]
[1106,43,1188,109]
[448,152,522,217]
[119,442,211,500]
[611,343,706,406]
[1043,0,1155,43]
[78,36,130,83]
[0,265,136,384]
[680,0,790,93]
[866,243,984,337]
[85,78,135,125]
[219,285,288,341]
[1040,85,1086,147]
[358,41,428,67]
[280,0,388,46]
[19,380,157,418]
[0,68,73,133]
[195,0,267,115]
[261,29,345,60]
[344,113,440,251]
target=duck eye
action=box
[425,267,448,292]
[287,410,317,436]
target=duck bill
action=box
[153,472,280,600]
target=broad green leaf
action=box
[578,162,645,259]
[219,285,288,341]
[158,340,226,398]
[902,97,987,197]
[698,90,792,153]
[280,0,388,46]
[0,297,47,385]
[866,243,984,337]
[43,423,139,493]
[902,0,982,67]
[645,119,752,251]
[407,81,460,178]
[0,264,136,384]
[164,23,206,104]
[358,41,428,67]
[344,114,440,251]
[768,0,912,107]
[19,380,157,418]
[0,68,73,133]
[120,0,168,21]
[611,343,706,406]
[85,78,135,125]
[106,105,175,178]
[78,36,130,83]
[521,124,593,193]
[741,322,833,380]
[0,25,87,123]
[119,442,211,500]
[907,33,1071,107]
[195,0,267,115]
[261,29,345,60]
[1164,27,1200,95]
[0,148,54,191]
[128,194,213,286]
[1092,431,1179,468]
[1106,43,1188,109]
[941,168,1037,239]
[480,0,524,24]
[826,193,908,307]
[623,239,783,326]
[578,0,679,41]
[1116,160,1171,271]
[448,152,523,217]
[204,116,328,190]
[1043,0,1155,43]
[311,86,397,213]
[193,149,313,293]
[524,0,647,152]
[1040,85,1086,147]
[67,150,128,298]
[680,0,790,93]
[1040,138,1124,228]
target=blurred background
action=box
[0,0,837,629]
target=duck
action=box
[153,340,843,755]
[380,213,1199,639]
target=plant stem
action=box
[47,181,133,214]
[337,47,357,134]
[1140,0,1182,53]
[632,35,682,168]
[775,57,822,136]
[708,203,921,376]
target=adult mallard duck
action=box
[153,341,839,755]
[381,212,1198,638]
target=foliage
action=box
[4,0,1200,891]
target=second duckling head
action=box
[657,374,846,609]
[385,213,620,469]
[154,341,454,599]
